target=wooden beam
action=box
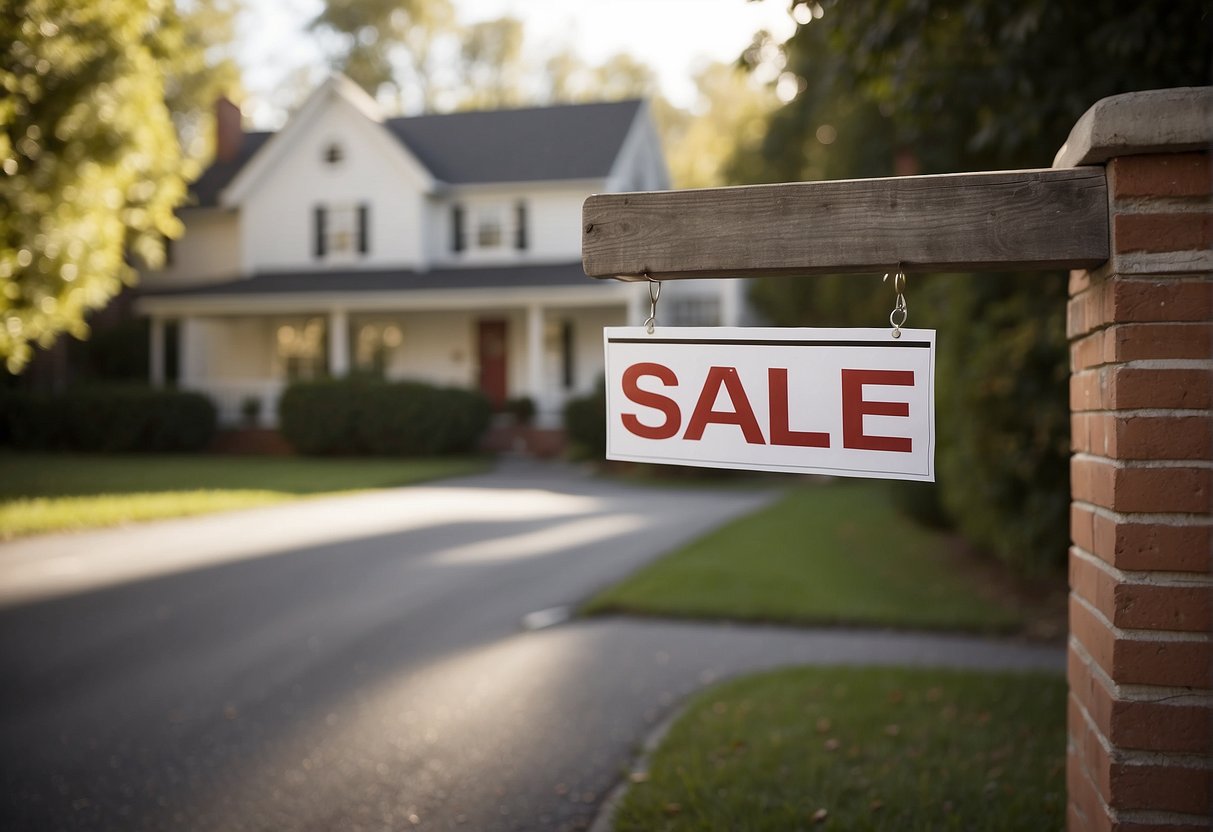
[582,167,1108,281]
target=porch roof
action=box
[140,262,595,298]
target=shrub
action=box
[0,386,217,452]
[278,378,491,456]
[563,378,606,458]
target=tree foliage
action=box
[0,0,240,374]
[739,0,1211,573]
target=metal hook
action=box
[883,265,907,339]
[644,275,661,335]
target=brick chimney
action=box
[215,96,244,163]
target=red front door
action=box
[477,320,508,408]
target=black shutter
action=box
[561,320,574,389]
[514,201,527,250]
[314,205,327,258]
[451,204,465,252]
[357,203,369,254]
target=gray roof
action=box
[187,99,643,206]
[188,131,272,208]
[386,99,643,183]
[140,262,595,298]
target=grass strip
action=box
[614,666,1066,832]
[584,482,1024,633]
[0,453,488,538]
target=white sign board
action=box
[603,327,935,482]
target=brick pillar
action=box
[1056,88,1213,831]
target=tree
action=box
[1,1,184,373]
[455,17,528,110]
[308,0,456,110]
[738,0,1212,573]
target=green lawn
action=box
[583,482,1028,634]
[613,666,1066,832]
[0,453,489,538]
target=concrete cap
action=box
[1053,86,1213,169]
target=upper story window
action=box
[451,200,528,254]
[314,203,369,258]
[323,142,344,166]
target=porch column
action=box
[526,303,544,407]
[328,308,349,378]
[149,316,165,387]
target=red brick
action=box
[1113,820,1213,832]
[1106,322,1213,362]
[1114,415,1213,461]
[1069,642,1213,754]
[1067,552,1210,633]
[1115,213,1213,255]
[1110,761,1213,814]
[1090,514,1213,573]
[1072,594,1116,678]
[1072,330,1108,371]
[1110,279,1213,324]
[1069,285,1113,338]
[1070,549,1116,620]
[1069,367,1213,412]
[1067,730,1112,832]
[1071,269,1095,297]
[1069,594,1213,688]
[1071,370,1104,412]
[1073,504,1097,552]
[1115,638,1213,688]
[1114,581,1213,632]
[1110,153,1213,199]
[1111,464,1212,514]
[1107,367,1213,410]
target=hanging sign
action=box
[603,326,935,482]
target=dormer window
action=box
[323,142,344,165]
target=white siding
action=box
[140,210,241,287]
[239,103,428,274]
[426,186,591,267]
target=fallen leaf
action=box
[663,803,682,816]
[815,718,832,733]
[811,808,829,824]
[869,799,884,812]
[629,771,649,784]
[823,738,841,751]
[884,724,901,737]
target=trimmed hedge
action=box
[563,378,606,458]
[278,378,491,456]
[0,386,217,452]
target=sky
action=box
[235,0,796,127]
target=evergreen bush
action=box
[0,386,216,452]
[278,378,491,456]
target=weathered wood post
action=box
[1056,87,1213,831]
[583,85,1211,831]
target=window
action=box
[323,142,344,165]
[667,297,721,327]
[314,203,369,258]
[276,318,327,381]
[353,323,402,377]
[476,208,503,248]
[451,202,526,254]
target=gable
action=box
[221,76,434,207]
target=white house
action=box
[137,75,751,427]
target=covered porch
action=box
[137,272,633,428]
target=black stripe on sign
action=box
[607,338,931,348]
